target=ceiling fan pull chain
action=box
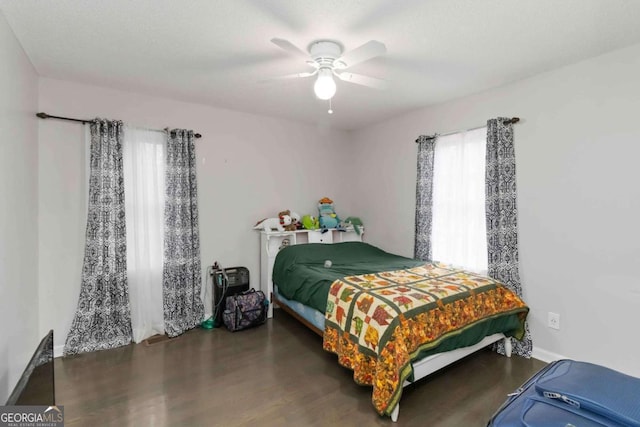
[328,98,334,114]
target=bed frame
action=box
[272,292,512,422]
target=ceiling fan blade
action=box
[335,40,387,69]
[259,71,317,83]
[335,72,387,89]
[270,38,310,59]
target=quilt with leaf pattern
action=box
[323,262,529,416]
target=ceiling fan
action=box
[266,38,388,101]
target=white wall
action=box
[350,42,640,376]
[37,78,353,351]
[0,12,39,403]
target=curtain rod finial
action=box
[36,112,49,119]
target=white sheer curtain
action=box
[432,127,488,273]
[123,127,166,343]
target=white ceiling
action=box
[2,0,640,131]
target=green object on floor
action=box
[201,317,214,329]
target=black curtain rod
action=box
[415,117,520,143]
[36,112,202,139]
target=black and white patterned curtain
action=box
[486,118,532,358]
[163,129,204,337]
[64,119,133,356]
[414,136,436,261]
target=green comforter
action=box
[272,242,425,312]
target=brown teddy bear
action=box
[278,210,298,231]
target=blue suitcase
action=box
[488,359,640,427]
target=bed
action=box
[271,241,529,422]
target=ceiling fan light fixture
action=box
[269,38,387,103]
[314,68,336,100]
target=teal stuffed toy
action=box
[318,197,339,229]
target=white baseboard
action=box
[531,346,567,363]
[52,341,565,364]
[52,344,565,367]
[54,345,64,358]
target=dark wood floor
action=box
[55,311,545,426]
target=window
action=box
[431,127,487,273]
[84,126,167,343]
[123,127,166,342]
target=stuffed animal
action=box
[290,211,302,229]
[279,238,291,250]
[343,216,364,235]
[254,214,292,232]
[278,210,298,231]
[301,214,319,230]
[318,197,340,229]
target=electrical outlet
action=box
[548,312,560,330]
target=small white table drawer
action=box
[307,230,333,244]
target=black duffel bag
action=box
[223,289,268,332]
